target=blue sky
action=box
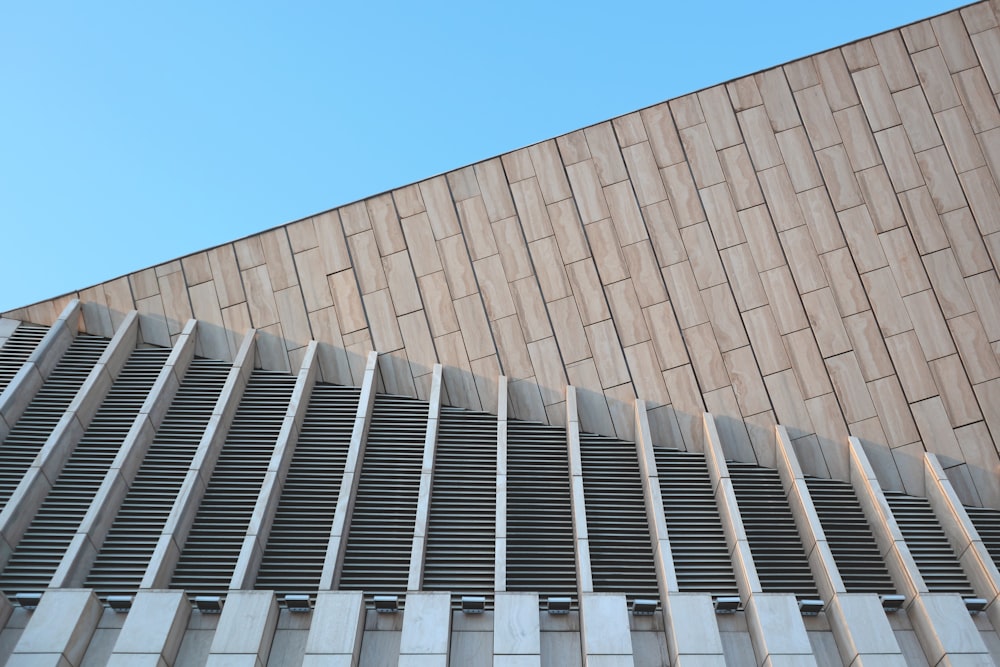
[0,1,964,313]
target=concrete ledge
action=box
[207,590,278,666]
[494,592,540,657]
[580,593,633,664]
[304,590,365,658]
[108,589,190,664]
[11,590,102,667]
[399,592,451,663]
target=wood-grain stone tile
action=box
[844,310,895,381]
[867,375,920,448]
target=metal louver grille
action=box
[169,369,296,597]
[883,492,975,595]
[422,407,496,601]
[0,346,170,595]
[579,434,657,601]
[339,394,427,598]
[85,357,231,597]
[805,477,895,594]
[0,334,109,509]
[255,383,361,596]
[506,421,576,600]
[727,462,819,598]
[0,324,48,394]
[653,448,738,597]
[965,506,1000,570]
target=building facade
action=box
[1,1,1000,664]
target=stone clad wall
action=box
[6,1,1000,506]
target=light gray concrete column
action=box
[0,309,139,571]
[703,413,817,667]
[494,592,540,666]
[849,437,992,665]
[635,400,725,666]
[302,590,366,665]
[579,593,634,666]
[140,329,257,589]
[324,350,378,590]
[206,590,278,667]
[775,426,906,666]
[399,591,452,666]
[566,386,594,595]
[496,375,508,594]
[106,589,191,666]
[49,319,199,588]
[407,363,443,592]
[0,299,81,442]
[9,589,102,667]
[924,453,1000,634]
[229,341,319,590]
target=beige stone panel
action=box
[780,225,827,293]
[471,353,501,413]
[875,126,925,192]
[833,104,882,171]
[839,205,889,273]
[510,177,554,242]
[963,3,997,33]
[397,310,437,375]
[274,285,313,350]
[343,329,373,383]
[955,421,1000,509]
[764,368,815,437]
[621,142,667,206]
[313,210,353,275]
[744,409,777,468]
[642,200,686,267]
[929,353,982,427]
[728,76,763,110]
[547,296,590,364]
[586,218,629,285]
[223,302,254,362]
[509,276,550,343]
[911,396,964,463]
[525,336,568,407]
[130,267,159,300]
[523,141,571,205]
[932,11,979,71]
[136,293,170,348]
[294,247,335,312]
[604,279,649,346]
[867,375,920,448]
[801,288,851,357]
[235,234,266,268]
[662,364,707,450]
[435,330,481,411]
[697,84,742,149]
[660,162,706,227]
[923,248,975,318]
[557,129,591,163]
[473,254,516,321]
[564,260,610,326]
[972,28,1000,91]
[974,378,1000,456]
[621,241,667,307]
[242,264,280,327]
[400,212,443,277]
[843,310,894,381]
[879,228,930,296]
[155,259,182,276]
[420,176,462,239]
[820,247,869,317]
[894,86,942,154]
[903,18,938,52]
[661,262,708,329]
[502,147,534,182]
[367,193,406,255]
[804,392,850,476]
[613,111,648,146]
[784,57,819,90]
[364,288,405,351]
[719,144,765,210]
[811,50,856,109]
[566,359,616,436]
[493,314,532,379]
[791,85,839,150]
[738,105,783,170]
[959,166,1000,235]
[393,184,425,218]
[438,233,478,300]
[777,127,825,193]
[721,243,769,311]
[455,196,498,261]
[260,229,298,292]
[699,183,745,249]
[157,270,193,335]
[818,144,866,212]
[680,222,727,289]
[340,201,371,235]
[474,158,517,221]
[643,300,688,370]
[447,165,479,201]
[966,271,1000,340]
[547,198,589,264]
[286,217,318,253]
[917,147,967,217]
[347,230,387,295]
[491,216,532,282]
[760,265,809,334]
[904,289,957,360]
[670,93,704,128]
[937,106,987,172]
[380,250,421,317]
[584,122,628,185]
[949,312,1000,383]
[873,30,920,90]
[755,67,800,132]
[743,304,792,375]
[584,319,630,388]
[189,280,228,360]
[853,65,902,131]
[858,168,908,234]
[684,321,729,391]
[704,385,755,461]
[849,418,905,491]
[862,266,912,337]
[912,47,963,116]
[103,275,134,329]
[784,328,833,399]
[328,270,367,334]
[507,376,546,423]
[890,441,926,495]
[182,252,213,287]
[604,180,647,246]
[624,341,671,406]
[207,245,245,309]
[758,164,807,230]
[418,271,460,338]
[453,294,495,361]
[641,102,685,167]
[825,350,877,423]
[697,286,746,361]
[723,345,771,416]
[943,209,992,276]
[898,186,950,253]
[681,123,727,188]
[885,330,938,401]
[379,349,418,398]
[565,160,610,225]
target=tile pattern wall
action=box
[7,2,1000,506]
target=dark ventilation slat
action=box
[804,477,895,594]
[884,492,975,595]
[506,420,576,602]
[422,406,496,604]
[338,394,427,601]
[727,462,819,598]
[0,324,49,394]
[0,334,109,510]
[653,448,739,598]
[965,506,1000,571]
[255,383,361,597]
[0,346,170,595]
[578,434,658,602]
[169,369,297,597]
[85,357,231,597]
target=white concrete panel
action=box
[495,593,541,655]
[209,591,278,662]
[109,590,189,662]
[580,594,633,656]
[399,593,452,656]
[12,590,102,667]
[304,591,365,656]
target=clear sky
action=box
[0,0,965,313]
